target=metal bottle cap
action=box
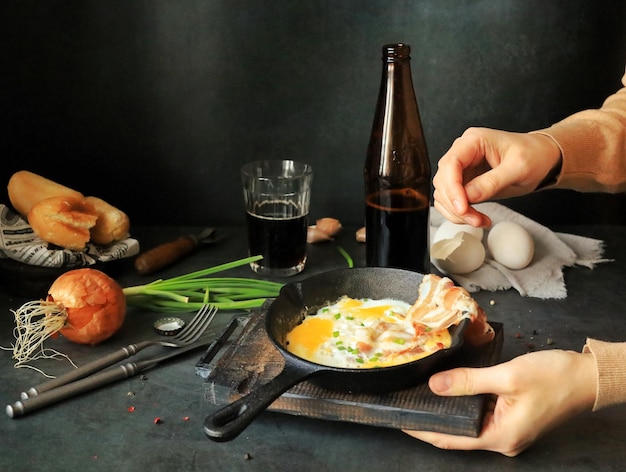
[153,317,185,336]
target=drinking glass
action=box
[241,160,313,276]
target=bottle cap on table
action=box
[153,317,186,336]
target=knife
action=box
[6,338,212,418]
[134,228,217,275]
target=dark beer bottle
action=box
[364,43,431,272]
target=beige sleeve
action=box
[583,338,626,411]
[532,68,626,193]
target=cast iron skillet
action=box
[204,267,469,442]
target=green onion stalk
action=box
[336,245,354,268]
[122,255,284,313]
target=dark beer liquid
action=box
[246,201,308,269]
[365,188,429,272]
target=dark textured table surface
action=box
[1,225,625,471]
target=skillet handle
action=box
[204,364,313,442]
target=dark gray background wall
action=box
[3,0,626,227]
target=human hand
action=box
[433,128,562,227]
[404,350,597,456]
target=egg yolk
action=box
[286,317,334,359]
[336,299,399,322]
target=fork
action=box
[21,304,217,399]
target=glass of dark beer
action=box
[241,160,313,276]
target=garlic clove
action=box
[355,226,366,243]
[307,226,333,243]
[316,218,342,237]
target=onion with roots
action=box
[4,268,126,372]
[48,268,126,344]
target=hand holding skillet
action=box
[404,349,597,456]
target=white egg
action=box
[430,232,485,274]
[432,220,484,245]
[487,221,534,270]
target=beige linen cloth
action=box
[430,202,612,299]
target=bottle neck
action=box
[366,42,429,186]
[381,44,415,102]
[383,43,411,62]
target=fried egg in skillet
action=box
[285,296,451,369]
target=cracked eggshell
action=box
[430,232,486,274]
[487,221,534,270]
[432,220,484,245]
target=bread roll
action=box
[7,170,131,249]
[86,196,130,245]
[8,170,84,217]
[28,196,98,251]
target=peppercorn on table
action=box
[1,225,626,471]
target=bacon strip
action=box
[407,274,494,346]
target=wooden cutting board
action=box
[199,302,503,437]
